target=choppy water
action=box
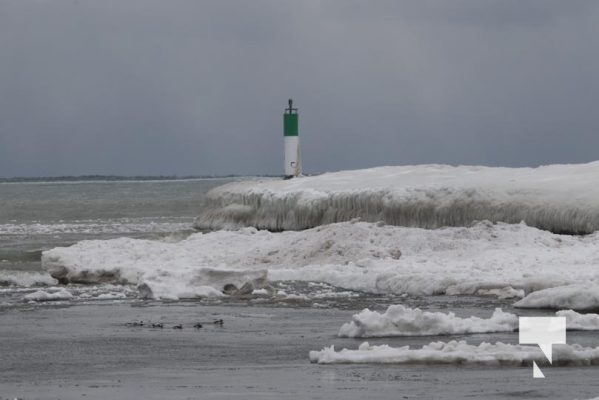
[0,178,381,307]
[0,178,230,289]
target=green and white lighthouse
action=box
[284,99,302,178]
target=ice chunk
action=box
[557,310,599,330]
[515,285,599,311]
[338,306,518,337]
[339,306,599,337]
[24,288,73,302]
[196,162,599,234]
[0,270,57,287]
[309,340,599,365]
[136,268,269,300]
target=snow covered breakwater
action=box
[195,162,599,234]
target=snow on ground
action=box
[195,162,599,234]
[309,340,599,365]
[42,220,599,302]
[338,306,599,337]
[515,285,599,311]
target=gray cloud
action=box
[1,0,598,177]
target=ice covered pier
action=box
[195,162,599,234]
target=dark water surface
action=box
[1,303,598,400]
[0,178,233,271]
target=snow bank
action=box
[24,288,73,302]
[309,340,599,366]
[338,306,599,337]
[515,285,599,311]
[43,220,599,299]
[195,162,599,234]
[338,306,518,337]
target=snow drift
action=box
[309,340,599,366]
[195,162,599,234]
[42,220,599,301]
[338,306,599,337]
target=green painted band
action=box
[284,114,299,136]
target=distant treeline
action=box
[0,174,280,183]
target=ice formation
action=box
[24,288,73,302]
[557,310,599,330]
[0,270,57,287]
[309,340,599,365]
[338,306,518,337]
[338,306,599,337]
[43,220,599,301]
[515,285,599,311]
[195,162,599,234]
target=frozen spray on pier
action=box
[284,99,302,178]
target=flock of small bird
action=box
[126,319,224,329]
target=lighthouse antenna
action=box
[286,98,297,114]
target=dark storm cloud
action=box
[0,0,598,177]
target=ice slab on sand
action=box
[43,220,599,302]
[339,306,599,337]
[195,162,599,234]
[309,340,599,365]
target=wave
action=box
[0,220,192,235]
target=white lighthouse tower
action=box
[283,99,302,179]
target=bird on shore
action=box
[172,324,183,329]
[151,323,163,328]
[193,323,203,329]
[213,319,224,326]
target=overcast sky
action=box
[1,0,598,177]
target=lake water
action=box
[1,178,598,399]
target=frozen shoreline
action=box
[195,162,599,234]
[42,220,599,305]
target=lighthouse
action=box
[284,99,302,178]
